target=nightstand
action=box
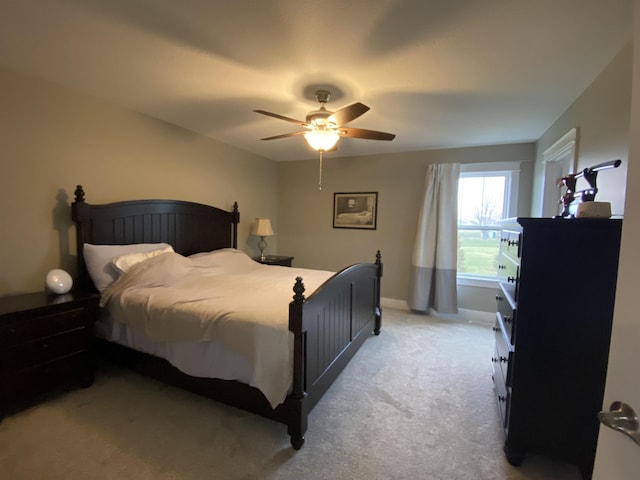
[253,255,294,267]
[0,290,100,417]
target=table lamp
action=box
[251,217,274,260]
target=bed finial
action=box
[375,250,383,276]
[74,185,85,203]
[292,277,306,303]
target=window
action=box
[457,162,520,280]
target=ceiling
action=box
[0,0,634,162]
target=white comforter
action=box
[100,249,334,407]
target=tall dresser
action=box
[492,217,622,478]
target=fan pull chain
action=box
[318,151,323,191]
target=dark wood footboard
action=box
[286,251,382,448]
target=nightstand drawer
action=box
[1,327,90,370]
[0,307,88,347]
[3,351,92,400]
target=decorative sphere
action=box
[46,269,73,294]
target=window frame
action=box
[457,162,520,286]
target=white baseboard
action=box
[380,297,494,326]
[380,297,410,310]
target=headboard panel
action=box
[71,185,239,289]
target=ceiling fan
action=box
[254,89,396,153]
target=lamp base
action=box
[258,236,267,260]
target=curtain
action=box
[408,163,460,314]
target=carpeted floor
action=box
[0,308,583,480]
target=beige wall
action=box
[278,37,632,311]
[0,66,278,296]
[532,42,632,217]
[277,144,535,305]
[1,38,631,310]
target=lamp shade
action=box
[304,130,340,151]
[251,217,274,237]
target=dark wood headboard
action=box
[71,185,240,289]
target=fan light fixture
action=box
[254,89,396,191]
[304,129,340,151]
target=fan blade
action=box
[260,131,306,141]
[329,102,370,126]
[254,110,308,127]
[338,127,395,141]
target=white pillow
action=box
[111,246,174,274]
[83,243,173,292]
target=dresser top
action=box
[501,216,622,228]
[0,291,99,317]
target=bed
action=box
[71,185,382,449]
[335,211,374,225]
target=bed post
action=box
[374,250,383,335]
[71,185,93,290]
[288,277,307,450]
[231,202,239,249]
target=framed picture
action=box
[333,192,378,230]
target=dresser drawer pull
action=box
[507,240,519,247]
[493,326,500,332]
[507,276,517,283]
[498,264,506,270]
[492,356,508,363]
[503,315,512,324]
[496,294,503,302]
[498,395,507,403]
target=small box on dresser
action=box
[492,217,622,479]
[0,290,100,418]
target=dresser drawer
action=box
[0,307,88,347]
[497,256,519,300]
[1,327,90,371]
[493,315,513,387]
[492,346,510,430]
[500,229,521,263]
[496,284,517,344]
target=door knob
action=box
[598,401,640,447]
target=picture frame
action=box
[333,192,378,230]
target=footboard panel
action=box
[301,261,380,409]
